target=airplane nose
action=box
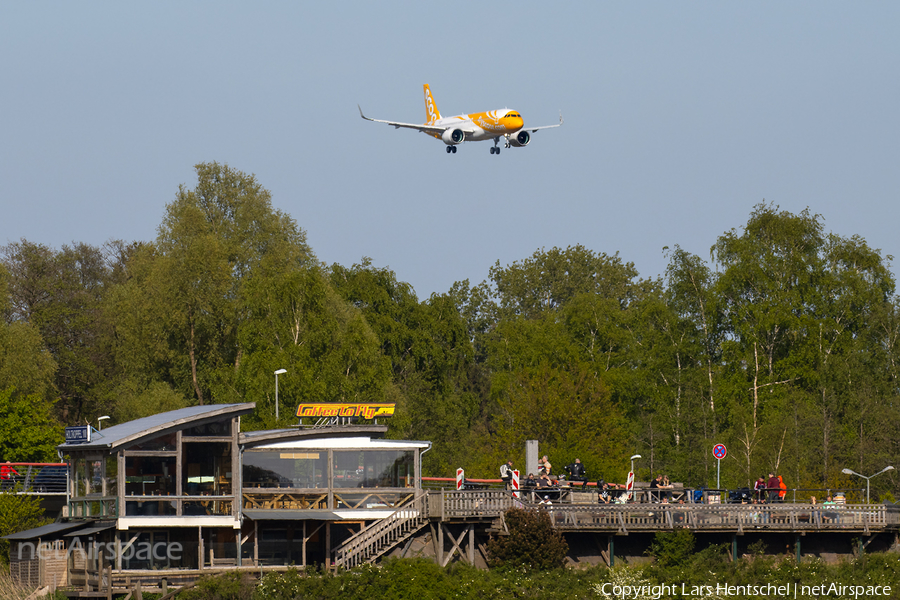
[511,117,524,130]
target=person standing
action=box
[565,458,588,488]
[766,472,780,503]
[499,460,514,490]
[538,455,552,477]
[1,461,19,490]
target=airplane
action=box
[358,84,562,155]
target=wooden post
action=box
[175,430,183,516]
[467,525,475,566]
[325,522,331,571]
[198,527,203,570]
[135,580,143,600]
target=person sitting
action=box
[598,479,625,504]
[753,476,767,503]
[565,458,589,489]
[523,473,537,489]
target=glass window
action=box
[74,457,87,497]
[184,422,231,437]
[333,450,414,488]
[125,456,176,496]
[105,456,118,494]
[183,442,232,496]
[243,450,326,489]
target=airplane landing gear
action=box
[446,146,457,154]
[491,138,501,155]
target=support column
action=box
[468,525,475,566]
[796,534,801,562]
[732,535,737,562]
[609,536,614,567]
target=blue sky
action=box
[3,3,898,298]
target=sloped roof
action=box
[2,521,85,540]
[58,403,255,452]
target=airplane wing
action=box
[358,105,445,135]
[524,112,564,133]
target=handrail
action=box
[334,491,428,569]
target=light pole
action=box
[842,466,894,503]
[630,454,641,474]
[274,369,287,421]
[97,416,110,431]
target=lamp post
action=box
[842,466,894,503]
[274,369,287,421]
[97,416,110,431]
[630,454,641,474]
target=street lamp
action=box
[630,454,642,473]
[842,466,894,503]
[97,416,110,431]
[274,369,287,421]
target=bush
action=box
[180,571,256,600]
[486,507,569,570]
[646,529,695,568]
[0,491,48,564]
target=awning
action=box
[244,510,341,521]
[64,524,116,537]
[2,521,86,541]
[243,509,401,521]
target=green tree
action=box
[111,162,316,408]
[0,388,62,462]
[0,492,48,565]
[1,241,120,423]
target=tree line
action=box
[1,163,898,498]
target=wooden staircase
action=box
[333,493,429,569]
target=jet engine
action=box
[508,131,531,147]
[441,128,465,145]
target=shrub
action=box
[180,571,256,600]
[486,507,569,570]
[646,529,695,568]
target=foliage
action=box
[179,571,256,600]
[646,529,696,568]
[0,492,49,565]
[486,507,569,570]
[0,388,63,462]
[255,559,600,600]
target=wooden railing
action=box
[429,491,900,532]
[68,496,118,519]
[434,490,516,519]
[333,492,428,569]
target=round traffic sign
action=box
[713,444,727,460]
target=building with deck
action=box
[4,401,900,594]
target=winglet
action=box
[358,104,372,121]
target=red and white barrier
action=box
[456,467,464,490]
[512,469,520,498]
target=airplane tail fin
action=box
[424,84,441,123]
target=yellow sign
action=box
[296,403,395,420]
